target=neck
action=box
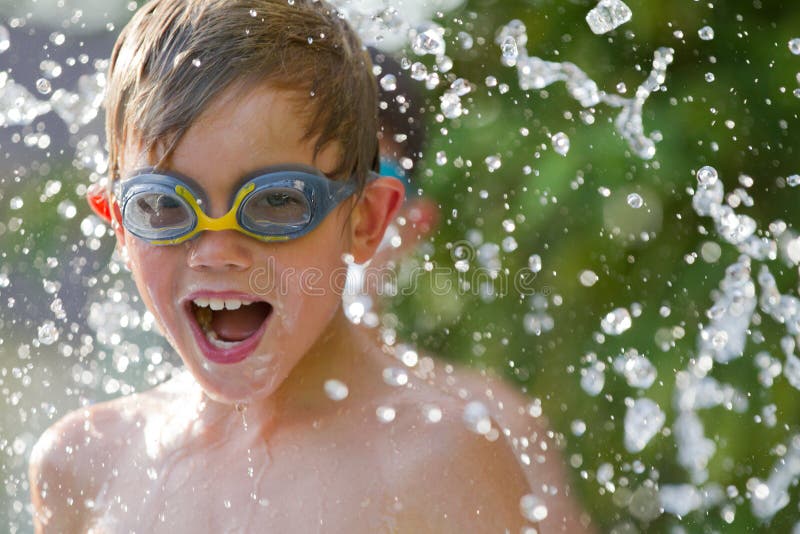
[273,309,370,415]
[198,309,379,433]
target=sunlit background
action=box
[2,0,800,532]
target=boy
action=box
[29,0,584,531]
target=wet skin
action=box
[28,83,588,532]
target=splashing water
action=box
[623,397,666,453]
[496,19,674,159]
[2,1,799,532]
[585,0,633,36]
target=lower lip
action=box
[187,306,270,365]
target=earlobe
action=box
[350,177,406,264]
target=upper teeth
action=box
[193,297,248,311]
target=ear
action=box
[86,181,127,260]
[349,177,406,264]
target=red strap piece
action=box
[86,182,112,223]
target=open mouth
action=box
[186,296,273,364]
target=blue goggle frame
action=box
[116,164,374,245]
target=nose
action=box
[186,229,254,272]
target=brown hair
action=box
[105,0,378,191]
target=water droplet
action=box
[457,31,473,50]
[551,132,570,156]
[585,0,633,35]
[789,38,800,55]
[787,174,800,187]
[579,270,599,287]
[39,59,62,78]
[571,419,587,436]
[37,321,59,345]
[500,36,518,61]
[376,405,396,423]
[616,351,657,389]
[626,193,643,208]
[698,26,715,41]
[49,32,66,46]
[324,379,349,401]
[57,199,77,219]
[696,165,719,187]
[705,72,715,83]
[36,78,52,95]
[249,8,257,17]
[423,404,442,423]
[399,349,418,367]
[580,363,605,396]
[435,151,447,166]
[412,27,445,56]
[439,92,462,119]
[410,62,427,81]
[0,25,9,53]
[379,74,397,92]
[520,494,548,522]
[601,307,633,335]
[624,398,665,453]
[528,254,542,273]
[436,55,453,73]
[496,19,528,52]
[9,196,23,210]
[450,78,471,96]
[463,401,492,435]
[382,367,408,387]
[484,155,502,172]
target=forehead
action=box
[121,83,342,181]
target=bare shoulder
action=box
[365,375,531,531]
[421,359,595,532]
[28,375,189,532]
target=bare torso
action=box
[31,335,589,533]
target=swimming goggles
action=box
[113,164,374,245]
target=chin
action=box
[179,349,288,406]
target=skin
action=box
[27,83,566,532]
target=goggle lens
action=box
[123,187,196,240]
[239,185,312,234]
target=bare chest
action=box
[85,423,405,534]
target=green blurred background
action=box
[1,0,799,532]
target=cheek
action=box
[125,239,181,329]
[266,232,350,337]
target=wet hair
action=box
[105,0,378,191]
[370,48,427,169]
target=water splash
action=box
[0,69,105,129]
[623,397,665,453]
[750,435,800,519]
[585,0,633,35]
[496,19,673,159]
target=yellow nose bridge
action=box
[148,183,289,245]
[179,184,246,231]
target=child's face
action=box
[117,84,353,404]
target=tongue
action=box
[210,304,270,342]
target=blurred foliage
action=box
[386,0,800,531]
